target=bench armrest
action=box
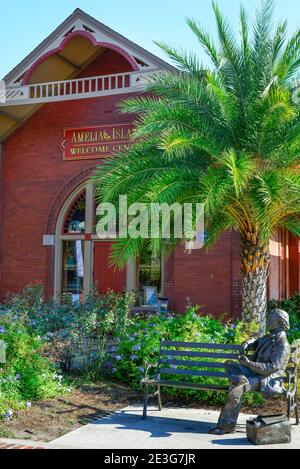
[143,361,159,380]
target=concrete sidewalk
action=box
[47,406,300,449]
[0,438,48,449]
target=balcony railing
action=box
[1,70,158,107]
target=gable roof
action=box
[4,8,175,86]
[0,9,176,143]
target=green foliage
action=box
[0,285,134,418]
[1,285,134,377]
[1,285,286,417]
[0,320,69,419]
[268,294,300,342]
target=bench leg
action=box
[142,385,149,420]
[295,396,299,426]
[157,386,163,411]
[287,396,291,420]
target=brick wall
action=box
[164,231,242,318]
[0,49,136,300]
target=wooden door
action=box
[93,242,126,293]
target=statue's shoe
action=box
[208,427,235,435]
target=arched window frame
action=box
[54,182,137,302]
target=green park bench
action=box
[141,340,299,424]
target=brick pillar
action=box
[231,231,242,319]
[288,233,300,296]
[163,251,174,309]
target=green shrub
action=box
[0,321,69,419]
[1,285,134,376]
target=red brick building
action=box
[0,9,299,317]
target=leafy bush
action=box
[0,285,134,419]
[0,320,69,420]
[1,285,134,376]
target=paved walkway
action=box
[0,438,46,449]
[46,406,299,449]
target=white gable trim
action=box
[4,9,175,86]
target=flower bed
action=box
[1,285,299,421]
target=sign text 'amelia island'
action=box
[61,123,134,160]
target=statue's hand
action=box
[238,355,250,367]
[240,341,250,354]
[240,337,257,355]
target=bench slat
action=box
[160,359,227,369]
[159,368,228,378]
[141,378,229,392]
[162,341,241,351]
[161,349,239,359]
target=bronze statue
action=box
[209,309,291,435]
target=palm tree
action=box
[92,0,300,334]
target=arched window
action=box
[54,182,163,304]
[63,190,86,234]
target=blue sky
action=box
[1,0,300,77]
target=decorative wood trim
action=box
[22,31,139,85]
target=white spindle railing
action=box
[1,70,158,107]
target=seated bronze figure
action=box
[209,309,291,435]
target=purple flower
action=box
[112,368,117,373]
[131,354,138,361]
[15,374,22,380]
[138,367,144,373]
[132,345,141,351]
[4,408,13,421]
[0,326,6,334]
[115,355,122,361]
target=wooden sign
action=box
[61,123,134,160]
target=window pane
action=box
[63,191,85,234]
[138,248,161,305]
[62,240,84,303]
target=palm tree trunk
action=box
[240,228,270,336]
